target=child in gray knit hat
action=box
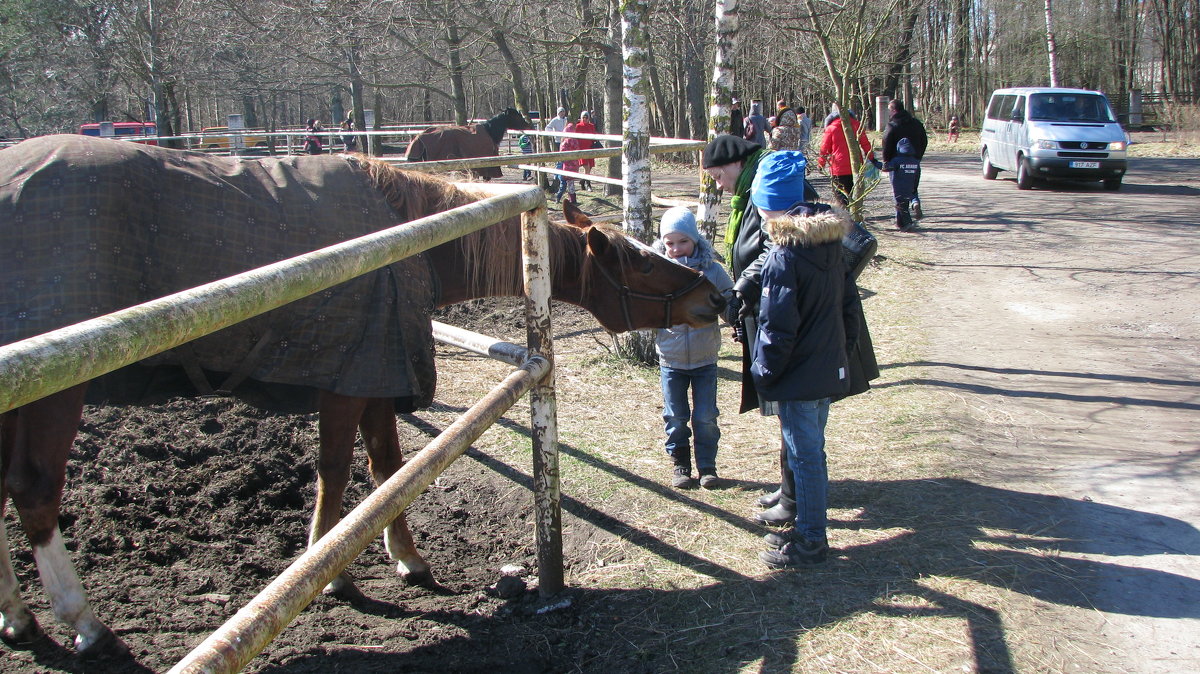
[652,207,734,489]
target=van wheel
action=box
[982,150,998,180]
[1016,157,1034,190]
[1103,177,1122,191]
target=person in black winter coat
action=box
[883,137,921,231]
[747,154,862,568]
[881,99,928,218]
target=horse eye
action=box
[640,253,656,274]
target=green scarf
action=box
[724,148,765,262]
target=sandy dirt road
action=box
[892,154,1200,671]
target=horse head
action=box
[502,107,533,131]
[561,201,725,332]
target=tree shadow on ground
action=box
[257,410,1200,673]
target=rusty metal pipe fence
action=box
[0,184,563,673]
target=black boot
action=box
[758,487,782,508]
[756,441,796,525]
[754,499,796,526]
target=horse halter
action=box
[592,252,711,332]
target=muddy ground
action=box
[3,155,1198,673]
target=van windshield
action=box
[1027,93,1115,123]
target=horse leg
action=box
[312,391,367,597]
[359,398,434,588]
[0,411,41,647]
[2,386,126,656]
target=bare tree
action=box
[698,0,740,240]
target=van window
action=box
[1013,96,1026,119]
[986,94,1019,121]
[1028,93,1114,123]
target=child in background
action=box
[948,116,961,142]
[519,134,534,180]
[653,207,734,489]
[883,137,921,231]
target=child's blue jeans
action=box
[777,397,831,541]
[660,364,720,472]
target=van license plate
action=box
[1070,161,1100,169]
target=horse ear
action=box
[586,225,612,257]
[562,200,592,228]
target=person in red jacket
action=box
[817,112,873,207]
[575,111,597,191]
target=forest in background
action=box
[1,0,1197,141]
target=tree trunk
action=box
[1045,0,1060,87]
[492,29,532,116]
[447,24,467,125]
[603,0,624,196]
[621,0,652,242]
[699,0,739,240]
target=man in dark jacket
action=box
[730,99,745,139]
[747,151,861,568]
[881,99,928,218]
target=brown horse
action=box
[0,135,723,657]
[403,107,532,179]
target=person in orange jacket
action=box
[817,112,873,207]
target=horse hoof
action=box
[401,568,441,591]
[0,615,43,649]
[76,627,129,659]
[322,574,367,603]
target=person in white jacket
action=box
[652,207,735,489]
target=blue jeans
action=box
[660,364,720,472]
[777,398,831,541]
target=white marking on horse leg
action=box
[0,516,39,643]
[384,517,430,581]
[32,529,111,652]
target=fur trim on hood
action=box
[764,207,852,248]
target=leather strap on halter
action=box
[593,262,710,332]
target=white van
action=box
[980,87,1129,190]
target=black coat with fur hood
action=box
[751,207,862,402]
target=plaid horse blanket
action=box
[1,135,437,413]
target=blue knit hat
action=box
[659,206,701,244]
[898,137,914,154]
[751,151,809,211]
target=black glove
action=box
[724,292,743,329]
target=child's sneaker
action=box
[910,198,924,220]
[698,470,719,489]
[672,464,695,489]
[759,536,829,568]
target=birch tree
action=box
[698,0,739,241]
[621,0,652,242]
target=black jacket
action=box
[751,209,859,401]
[881,111,928,162]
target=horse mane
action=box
[360,158,618,299]
[479,109,519,144]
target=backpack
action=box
[743,119,756,141]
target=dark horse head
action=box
[480,108,532,144]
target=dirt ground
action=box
[897,155,1200,671]
[2,154,1198,673]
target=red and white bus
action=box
[78,121,159,144]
